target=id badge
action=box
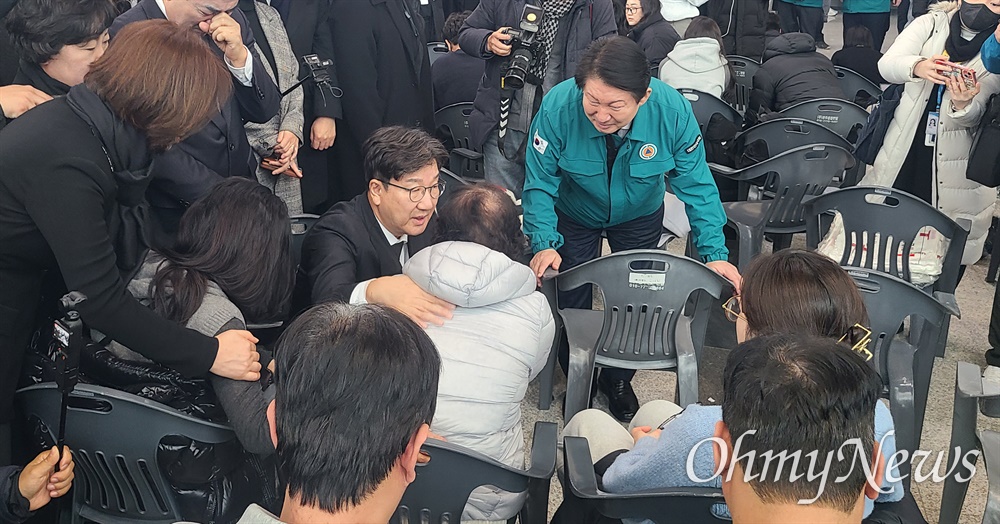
[924,111,940,147]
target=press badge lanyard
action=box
[924,85,944,147]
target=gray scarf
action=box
[531,0,576,78]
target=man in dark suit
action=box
[266,0,344,214]
[111,0,280,244]
[431,10,484,111]
[328,0,435,204]
[300,126,454,327]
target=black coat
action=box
[300,194,437,305]
[431,49,486,111]
[832,46,885,85]
[708,0,769,59]
[111,0,281,243]
[328,0,434,144]
[456,0,618,149]
[0,97,217,423]
[747,32,846,122]
[627,11,680,69]
[276,0,342,124]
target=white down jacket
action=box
[404,241,555,521]
[658,37,730,98]
[863,2,999,264]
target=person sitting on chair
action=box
[403,184,555,522]
[555,250,919,524]
[432,10,485,111]
[299,126,455,328]
[237,303,441,523]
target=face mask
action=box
[960,1,1000,32]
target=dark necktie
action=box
[604,133,623,178]
[392,241,407,266]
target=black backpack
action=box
[967,92,1000,188]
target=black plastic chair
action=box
[734,117,853,158]
[678,88,742,132]
[708,144,854,271]
[726,55,760,115]
[835,66,883,107]
[846,268,958,487]
[563,436,728,523]
[427,41,449,65]
[536,271,562,410]
[393,421,557,524]
[290,213,319,269]
[434,102,485,180]
[17,383,236,524]
[804,186,968,298]
[778,97,870,143]
[939,361,1000,524]
[556,250,728,419]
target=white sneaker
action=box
[827,8,839,20]
[985,365,1000,385]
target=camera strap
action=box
[498,83,543,162]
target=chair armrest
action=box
[451,147,484,161]
[978,429,1000,516]
[707,162,739,178]
[933,291,961,319]
[564,436,602,498]
[247,321,283,330]
[524,421,558,479]
[708,161,772,182]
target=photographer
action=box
[458,0,618,198]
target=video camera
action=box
[501,4,544,90]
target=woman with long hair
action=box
[0,20,260,465]
[658,16,734,98]
[624,0,681,68]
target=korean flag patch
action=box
[533,130,549,155]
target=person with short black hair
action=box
[832,25,885,88]
[237,302,441,523]
[402,184,555,521]
[432,10,486,111]
[525,37,739,422]
[716,334,886,523]
[300,126,456,327]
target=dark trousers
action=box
[556,205,665,384]
[844,12,891,52]
[775,1,825,43]
[990,279,1000,351]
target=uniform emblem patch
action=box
[639,143,657,160]
[533,131,548,154]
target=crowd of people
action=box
[0,0,999,523]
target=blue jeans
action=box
[483,127,527,199]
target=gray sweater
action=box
[110,253,275,455]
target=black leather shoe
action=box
[598,377,639,422]
[986,348,1000,367]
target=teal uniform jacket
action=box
[522,78,729,263]
[778,0,824,9]
[842,0,889,14]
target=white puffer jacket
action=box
[658,37,730,98]
[404,241,555,521]
[864,2,1000,264]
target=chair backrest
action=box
[726,55,760,114]
[290,213,319,269]
[556,250,726,369]
[779,98,870,142]
[678,89,742,132]
[563,436,728,523]
[736,118,853,159]
[835,66,882,105]
[434,102,476,152]
[804,186,969,292]
[427,41,449,65]
[393,421,556,524]
[17,383,235,523]
[847,269,955,390]
[745,144,854,232]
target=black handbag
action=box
[854,83,904,166]
[967,93,1000,188]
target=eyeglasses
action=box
[838,323,874,362]
[722,295,745,323]
[383,180,446,202]
[625,6,642,13]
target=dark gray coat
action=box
[627,11,680,69]
[457,0,618,149]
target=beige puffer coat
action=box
[863,1,1000,264]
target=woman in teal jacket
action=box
[523,36,740,422]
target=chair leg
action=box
[735,223,762,274]
[939,372,980,524]
[564,342,597,421]
[537,330,560,410]
[887,345,917,491]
